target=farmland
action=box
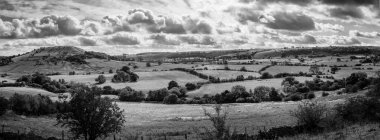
[50,71,207,91]
[196,70,260,79]
[188,77,317,97]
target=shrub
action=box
[0,97,9,116]
[163,94,178,104]
[95,75,106,84]
[203,104,229,139]
[118,87,145,102]
[235,98,245,103]
[335,96,380,122]
[290,101,327,131]
[322,92,329,97]
[240,67,247,72]
[285,94,303,102]
[185,83,197,91]
[306,92,316,99]
[260,72,273,79]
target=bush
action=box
[335,96,380,122]
[260,72,273,79]
[306,92,316,99]
[322,92,329,97]
[95,75,106,84]
[0,97,9,116]
[290,101,327,131]
[285,94,303,102]
[185,83,197,91]
[163,94,178,104]
[118,87,145,102]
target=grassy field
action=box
[50,71,207,91]
[196,70,260,79]
[204,65,268,72]
[0,87,57,99]
[0,90,361,140]
[188,77,315,97]
[263,66,311,75]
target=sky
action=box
[1,0,380,56]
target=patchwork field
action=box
[263,66,311,75]
[50,71,207,91]
[188,77,315,97]
[204,65,268,72]
[196,70,261,79]
[0,87,57,99]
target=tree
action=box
[163,94,178,104]
[254,86,271,101]
[57,85,125,140]
[168,80,179,90]
[0,97,9,116]
[185,83,197,91]
[109,69,113,74]
[231,85,249,99]
[370,55,380,66]
[146,62,151,67]
[95,75,106,84]
[203,104,229,139]
[240,66,247,72]
[309,65,320,75]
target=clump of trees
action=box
[9,94,58,116]
[118,87,145,102]
[16,73,68,93]
[111,66,139,83]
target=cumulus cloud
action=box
[318,35,361,45]
[274,34,317,44]
[262,12,315,31]
[349,30,380,38]
[329,7,364,19]
[105,33,140,45]
[178,35,217,45]
[0,8,217,39]
[149,34,181,45]
[315,23,344,32]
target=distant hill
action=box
[0,46,123,75]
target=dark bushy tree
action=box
[95,75,106,84]
[185,83,197,91]
[0,97,9,116]
[146,88,169,102]
[168,80,179,90]
[163,94,178,104]
[118,87,145,102]
[57,84,125,140]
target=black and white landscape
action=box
[1,0,380,140]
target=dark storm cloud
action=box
[321,0,375,5]
[329,7,364,19]
[264,12,315,31]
